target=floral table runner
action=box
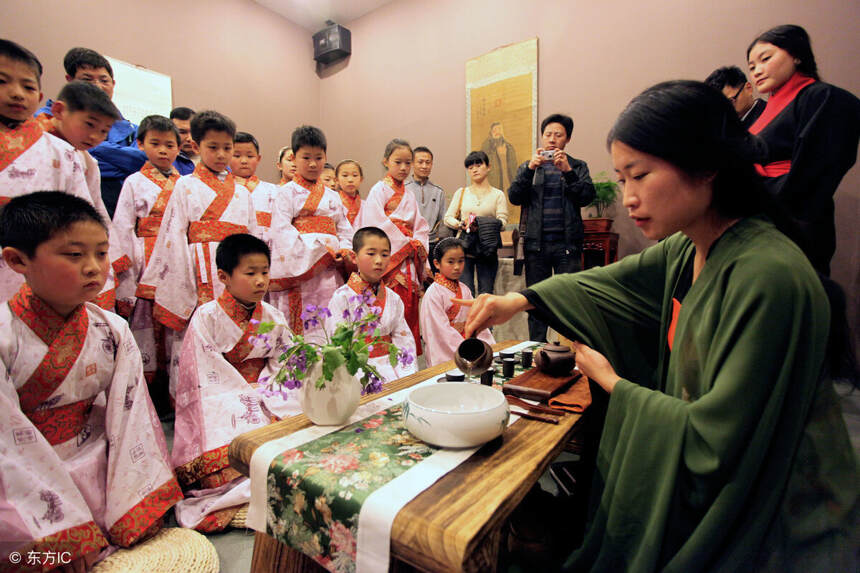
[247,341,537,573]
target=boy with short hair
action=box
[0,40,100,302]
[268,125,353,341]
[171,234,297,532]
[112,115,181,390]
[0,192,182,564]
[35,47,147,217]
[326,227,417,383]
[230,131,281,247]
[37,80,119,217]
[137,111,257,396]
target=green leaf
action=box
[257,321,276,334]
[389,345,399,367]
[321,347,346,381]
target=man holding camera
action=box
[508,113,595,342]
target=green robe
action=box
[527,217,857,572]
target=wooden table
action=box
[229,341,583,573]
[582,231,619,269]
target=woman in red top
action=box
[746,24,859,275]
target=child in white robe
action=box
[136,111,257,397]
[112,115,181,398]
[335,158,364,227]
[172,234,299,532]
[0,192,181,569]
[326,227,417,384]
[268,126,353,343]
[0,41,105,305]
[356,139,430,354]
[231,131,280,248]
[420,238,495,367]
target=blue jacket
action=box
[174,153,195,175]
[36,100,147,180]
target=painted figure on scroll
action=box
[0,192,182,570]
[356,139,429,354]
[326,227,417,385]
[231,131,281,249]
[267,125,353,342]
[171,234,299,533]
[420,237,494,367]
[0,40,114,309]
[136,110,258,398]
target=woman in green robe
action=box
[462,81,858,572]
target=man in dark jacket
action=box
[508,113,595,342]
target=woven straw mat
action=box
[91,527,219,573]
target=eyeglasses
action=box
[728,85,744,103]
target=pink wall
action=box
[1,0,857,346]
[0,0,318,182]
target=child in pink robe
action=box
[356,139,429,354]
[0,42,107,307]
[0,192,181,569]
[268,126,353,342]
[326,227,417,384]
[420,238,495,367]
[231,131,281,248]
[172,234,299,532]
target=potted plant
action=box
[252,290,414,425]
[584,171,620,232]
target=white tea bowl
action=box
[403,383,509,448]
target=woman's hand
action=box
[454,292,533,338]
[571,341,618,393]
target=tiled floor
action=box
[164,381,860,573]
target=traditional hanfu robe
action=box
[357,176,429,353]
[0,286,182,564]
[0,120,116,310]
[136,163,258,333]
[419,274,495,367]
[235,175,280,248]
[326,273,417,384]
[337,189,363,226]
[112,162,180,385]
[268,174,353,341]
[749,72,860,275]
[171,291,299,532]
[522,217,858,572]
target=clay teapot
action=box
[534,343,576,377]
[454,338,494,378]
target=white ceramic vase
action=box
[298,362,362,425]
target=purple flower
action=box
[398,348,415,368]
[250,318,261,327]
[362,374,383,395]
[319,307,332,319]
[354,428,364,433]
[342,309,351,320]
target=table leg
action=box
[251,531,326,573]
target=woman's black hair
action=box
[609,79,856,387]
[607,80,768,220]
[433,237,465,261]
[747,24,819,81]
[464,150,490,169]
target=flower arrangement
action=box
[252,289,414,398]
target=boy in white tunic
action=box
[268,126,353,342]
[136,111,257,396]
[230,131,280,248]
[326,227,417,384]
[0,40,100,304]
[0,192,181,569]
[172,233,299,532]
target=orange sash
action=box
[236,175,260,193]
[218,291,265,384]
[187,164,247,304]
[9,285,92,445]
[136,162,180,265]
[339,190,361,225]
[0,118,44,173]
[280,175,338,333]
[347,273,391,357]
[434,274,464,334]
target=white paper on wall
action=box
[105,56,172,125]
